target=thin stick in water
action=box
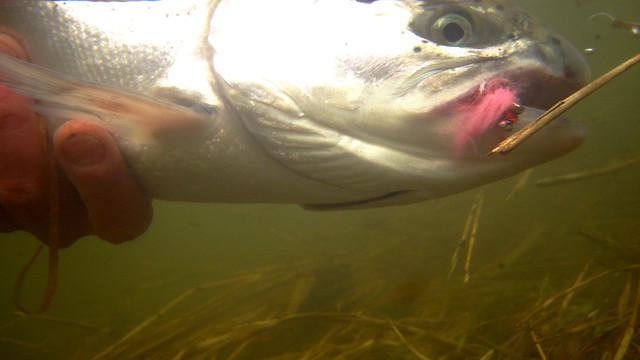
[530,331,548,360]
[447,200,476,278]
[612,277,640,360]
[386,317,431,360]
[448,193,484,281]
[464,193,484,283]
[504,168,533,200]
[536,155,640,187]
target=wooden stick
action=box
[448,193,484,281]
[447,198,477,278]
[464,193,484,283]
[489,52,640,155]
[530,331,548,360]
[504,168,533,200]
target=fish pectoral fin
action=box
[0,53,212,142]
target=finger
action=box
[0,86,49,238]
[0,33,46,236]
[53,121,152,244]
[0,34,93,247]
[0,87,92,247]
[0,31,29,61]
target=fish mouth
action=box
[449,67,583,113]
[511,68,589,153]
[437,66,587,156]
[507,68,584,110]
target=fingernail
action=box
[0,33,28,61]
[59,133,106,167]
[0,43,17,58]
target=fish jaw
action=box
[304,110,587,210]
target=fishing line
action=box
[13,116,60,314]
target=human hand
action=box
[0,33,152,248]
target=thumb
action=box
[54,120,152,243]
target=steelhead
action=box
[0,0,589,209]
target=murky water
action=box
[1,1,639,359]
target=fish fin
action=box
[0,53,211,143]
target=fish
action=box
[0,0,589,209]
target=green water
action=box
[1,1,639,359]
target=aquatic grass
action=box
[4,218,639,360]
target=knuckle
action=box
[0,178,45,210]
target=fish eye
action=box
[432,14,472,46]
[442,21,465,43]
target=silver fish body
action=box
[0,0,589,208]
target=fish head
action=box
[211,0,589,208]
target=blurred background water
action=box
[0,0,638,359]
